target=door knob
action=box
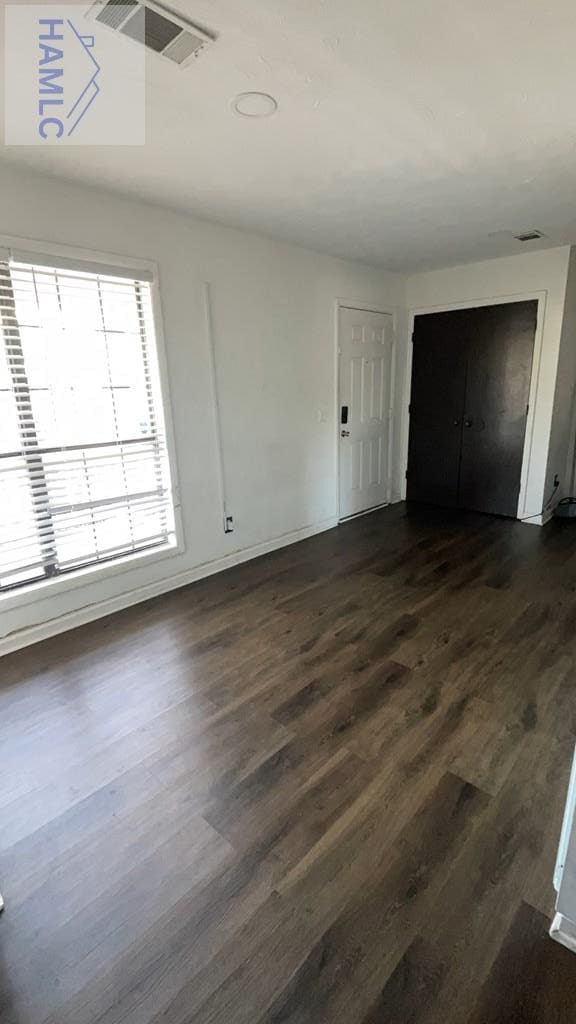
[464,419,473,428]
[452,418,461,426]
[341,430,350,437]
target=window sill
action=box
[0,538,183,614]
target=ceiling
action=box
[2,0,576,272]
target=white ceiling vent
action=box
[514,230,545,242]
[87,0,214,66]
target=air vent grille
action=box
[163,31,204,64]
[514,230,545,242]
[90,0,214,67]
[96,0,138,29]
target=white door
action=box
[338,307,395,519]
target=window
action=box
[0,250,176,593]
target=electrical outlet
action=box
[224,515,234,534]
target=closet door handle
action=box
[464,418,473,428]
[452,418,461,427]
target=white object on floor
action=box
[551,743,576,951]
[551,912,576,954]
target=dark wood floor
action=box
[2,503,576,1024]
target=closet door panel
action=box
[459,301,537,517]
[407,311,469,508]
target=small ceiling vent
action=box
[514,230,545,242]
[87,0,214,66]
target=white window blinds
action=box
[0,255,175,592]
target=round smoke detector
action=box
[232,92,278,118]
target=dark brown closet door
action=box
[458,300,537,517]
[406,310,469,507]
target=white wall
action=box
[404,247,572,518]
[0,163,404,650]
[546,248,576,500]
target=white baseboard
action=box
[541,507,555,526]
[520,508,554,526]
[0,516,339,657]
[550,912,576,955]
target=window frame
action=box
[0,235,183,611]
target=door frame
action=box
[400,290,548,521]
[335,298,398,522]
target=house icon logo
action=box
[4,3,145,146]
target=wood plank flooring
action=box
[1,502,576,1024]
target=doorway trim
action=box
[335,297,398,522]
[401,290,548,521]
